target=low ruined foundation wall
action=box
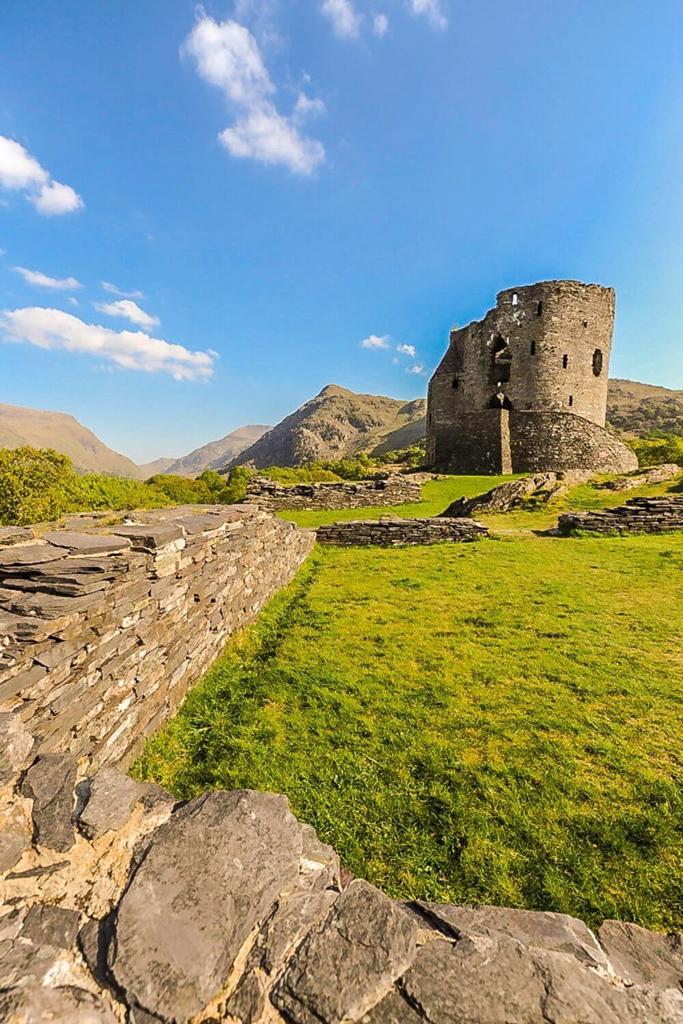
[0,504,314,771]
[317,516,488,547]
[246,475,422,511]
[558,495,683,535]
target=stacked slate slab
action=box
[317,516,488,546]
[558,495,683,535]
[0,504,314,771]
[0,737,681,1023]
[246,474,422,511]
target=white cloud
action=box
[183,15,325,175]
[322,0,361,39]
[409,0,447,30]
[67,296,79,306]
[0,135,84,216]
[101,281,145,300]
[15,266,82,290]
[396,343,416,357]
[407,363,426,374]
[32,180,83,216]
[373,13,389,37]
[1,307,216,382]
[361,334,390,349]
[95,299,160,329]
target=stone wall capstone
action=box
[246,475,422,511]
[558,495,683,535]
[0,504,314,772]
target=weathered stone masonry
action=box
[246,474,422,511]
[317,516,488,547]
[0,504,314,771]
[427,280,637,475]
[558,495,683,535]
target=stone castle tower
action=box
[426,280,637,474]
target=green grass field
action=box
[135,473,683,929]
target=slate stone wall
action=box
[427,279,637,474]
[0,504,314,771]
[558,495,683,535]
[317,516,488,546]
[1,743,681,1023]
[246,474,422,511]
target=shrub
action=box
[0,447,80,525]
[627,433,683,468]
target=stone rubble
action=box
[316,516,488,546]
[246,475,422,511]
[441,470,594,518]
[595,463,681,491]
[558,495,683,535]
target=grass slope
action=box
[135,476,683,929]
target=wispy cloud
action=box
[321,0,361,39]
[409,0,447,30]
[182,14,325,175]
[0,135,84,216]
[67,296,79,306]
[2,307,216,381]
[95,299,160,329]
[396,343,416,357]
[101,281,145,300]
[360,333,390,349]
[15,266,82,290]
[373,13,389,37]
[407,363,426,375]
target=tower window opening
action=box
[512,292,518,305]
[583,319,589,328]
[488,392,513,410]
[490,335,512,384]
[536,301,543,316]
[530,340,536,355]
[592,348,604,376]
[568,395,574,407]
[562,354,569,369]
[451,375,460,390]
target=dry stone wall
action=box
[246,475,422,511]
[1,743,682,1023]
[558,496,683,535]
[0,504,314,771]
[317,516,488,546]
[595,463,681,492]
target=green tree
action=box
[0,447,79,525]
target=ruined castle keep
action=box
[427,280,638,474]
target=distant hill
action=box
[164,425,271,477]
[138,458,177,478]
[0,402,142,478]
[228,385,428,469]
[606,379,683,435]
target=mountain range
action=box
[1,379,681,477]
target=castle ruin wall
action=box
[246,474,422,511]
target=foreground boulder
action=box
[1,756,682,1023]
[441,470,593,517]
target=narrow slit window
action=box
[592,348,604,376]
[512,292,518,306]
[451,375,460,390]
[568,395,574,407]
[536,301,543,316]
[530,340,536,355]
[583,320,588,328]
[562,354,569,369]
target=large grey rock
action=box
[598,920,683,989]
[0,797,33,873]
[20,754,77,852]
[416,901,608,968]
[77,767,171,839]
[0,985,117,1023]
[272,880,419,1024]
[0,526,34,546]
[0,543,64,567]
[110,790,303,1022]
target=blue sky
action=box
[1,0,682,462]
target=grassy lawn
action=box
[135,514,683,930]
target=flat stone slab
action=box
[110,523,185,549]
[110,789,304,1021]
[20,753,77,852]
[0,526,34,546]
[42,531,132,554]
[0,543,64,567]
[598,920,683,988]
